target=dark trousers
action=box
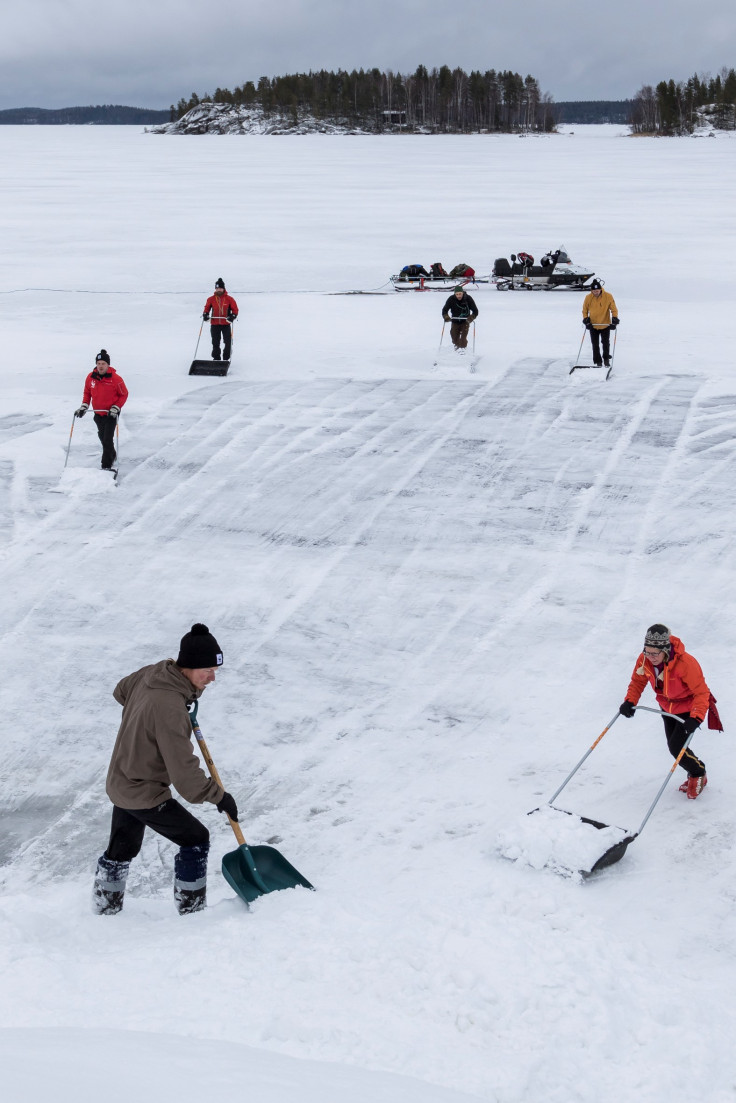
[662,714,706,778]
[589,326,611,364]
[450,320,470,349]
[211,323,232,361]
[106,798,210,863]
[93,413,117,469]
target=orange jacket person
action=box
[203,277,238,363]
[618,624,721,799]
[75,350,129,471]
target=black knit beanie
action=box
[215,278,225,289]
[95,349,111,365]
[177,623,223,668]
[644,624,670,654]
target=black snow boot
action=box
[174,844,209,915]
[93,853,130,915]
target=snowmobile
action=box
[492,247,594,291]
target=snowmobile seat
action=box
[494,258,512,277]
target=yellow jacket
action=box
[582,289,618,329]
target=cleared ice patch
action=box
[496,804,632,879]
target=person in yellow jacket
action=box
[582,279,619,367]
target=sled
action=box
[189,359,230,376]
[528,706,690,877]
[189,705,314,906]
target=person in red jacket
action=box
[618,624,721,799]
[75,350,129,471]
[202,277,238,362]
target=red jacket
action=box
[625,635,710,721]
[82,367,129,416]
[204,292,238,324]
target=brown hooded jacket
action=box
[105,659,224,810]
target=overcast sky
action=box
[2,0,735,110]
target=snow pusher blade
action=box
[524,805,637,877]
[189,359,229,376]
[189,705,314,906]
[519,707,690,877]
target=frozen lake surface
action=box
[1,124,735,1103]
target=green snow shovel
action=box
[189,704,314,905]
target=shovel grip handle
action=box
[191,715,248,846]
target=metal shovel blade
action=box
[575,815,638,878]
[221,842,314,905]
[189,359,230,376]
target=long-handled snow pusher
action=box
[530,706,689,877]
[189,704,313,905]
[63,415,76,469]
[432,321,446,367]
[189,319,233,376]
[569,325,616,380]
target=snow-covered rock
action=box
[149,101,370,135]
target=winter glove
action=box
[75,404,88,418]
[611,317,620,327]
[216,792,239,821]
[202,312,209,321]
[227,311,236,322]
[442,314,450,322]
[682,716,702,736]
[619,700,636,718]
[108,405,120,420]
[583,318,592,329]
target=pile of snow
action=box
[497,804,631,879]
[0,1028,479,1103]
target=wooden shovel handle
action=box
[191,716,247,847]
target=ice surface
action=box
[1,124,736,1103]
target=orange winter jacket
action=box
[624,635,710,721]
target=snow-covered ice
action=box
[1,124,736,1103]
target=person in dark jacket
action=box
[75,350,128,470]
[442,286,479,350]
[93,623,238,916]
[203,277,238,362]
[618,623,722,800]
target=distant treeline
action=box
[553,101,632,125]
[631,69,736,133]
[172,66,555,132]
[0,105,170,125]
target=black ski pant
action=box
[450,320,470,349]
[93,413,117,469]
[210,323,232,361]
[105,798,210,863]
[662,714,706,778]
[589,326,611,364]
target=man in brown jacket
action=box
[93,623,238,916]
